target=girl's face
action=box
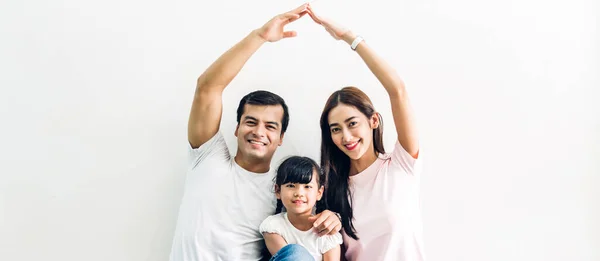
[327,104,379,160]
[276,170,324,215]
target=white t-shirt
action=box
[343,141,425,261]
[169,132,277,261]
[259,212,343,261]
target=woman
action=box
[307,5,425,261]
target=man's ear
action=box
[234,124,239,137]
[278,132,285,146]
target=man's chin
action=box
[245,150,270,160]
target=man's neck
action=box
[234,154,271,173]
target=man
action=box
[169,4,342,261]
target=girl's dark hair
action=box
[274,156,324,214]
[317,86,385,240]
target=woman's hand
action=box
[306,4,354,42]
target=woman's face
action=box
[327,104,378,160]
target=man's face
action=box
[235,104,285,163]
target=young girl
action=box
[259,156,342,261]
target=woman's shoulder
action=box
[384,140,422,175]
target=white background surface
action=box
[1,0,598,260]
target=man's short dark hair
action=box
[236,90,289,134]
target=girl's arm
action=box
[323,245,341,261]
[307,5,419,158]
[263,233,288,255]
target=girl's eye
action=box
[331,128,340,133]
[286,184,294,188]
[349,121,358,127]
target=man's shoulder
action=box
[189,131,233,166]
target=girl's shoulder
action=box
[317,231,343,254]
[259,213,287,234]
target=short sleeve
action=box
[318,232,343,254]
[188,132,230,169]
[390,140,423,175]
[259,214,285,235]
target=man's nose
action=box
[253,124,266,136]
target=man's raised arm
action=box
[188,3,308,148]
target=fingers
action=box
[288,3,309,15]
[281,11,306,24]
[312,212,329,228]
[282,13,300,20]
[312,211,341,237]
[330,223,342,235]
[316,218,337,237]
[280,3,309,23]
[305,5,322,24]
[282,31,297,38]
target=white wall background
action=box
[1,0,598,260]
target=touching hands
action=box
[255,3,354,43]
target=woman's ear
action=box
[370,112,380,129]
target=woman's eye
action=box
[349,121,357,127]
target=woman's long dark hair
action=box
[317,87,385,240]
[274,156,324,214]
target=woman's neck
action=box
[286,211,313,231]
[349,145,378,176]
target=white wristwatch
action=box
[350,35,364,50]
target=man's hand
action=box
[255,3,309,42]
[308,210,342,237]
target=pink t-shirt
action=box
[343,141,425,261]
